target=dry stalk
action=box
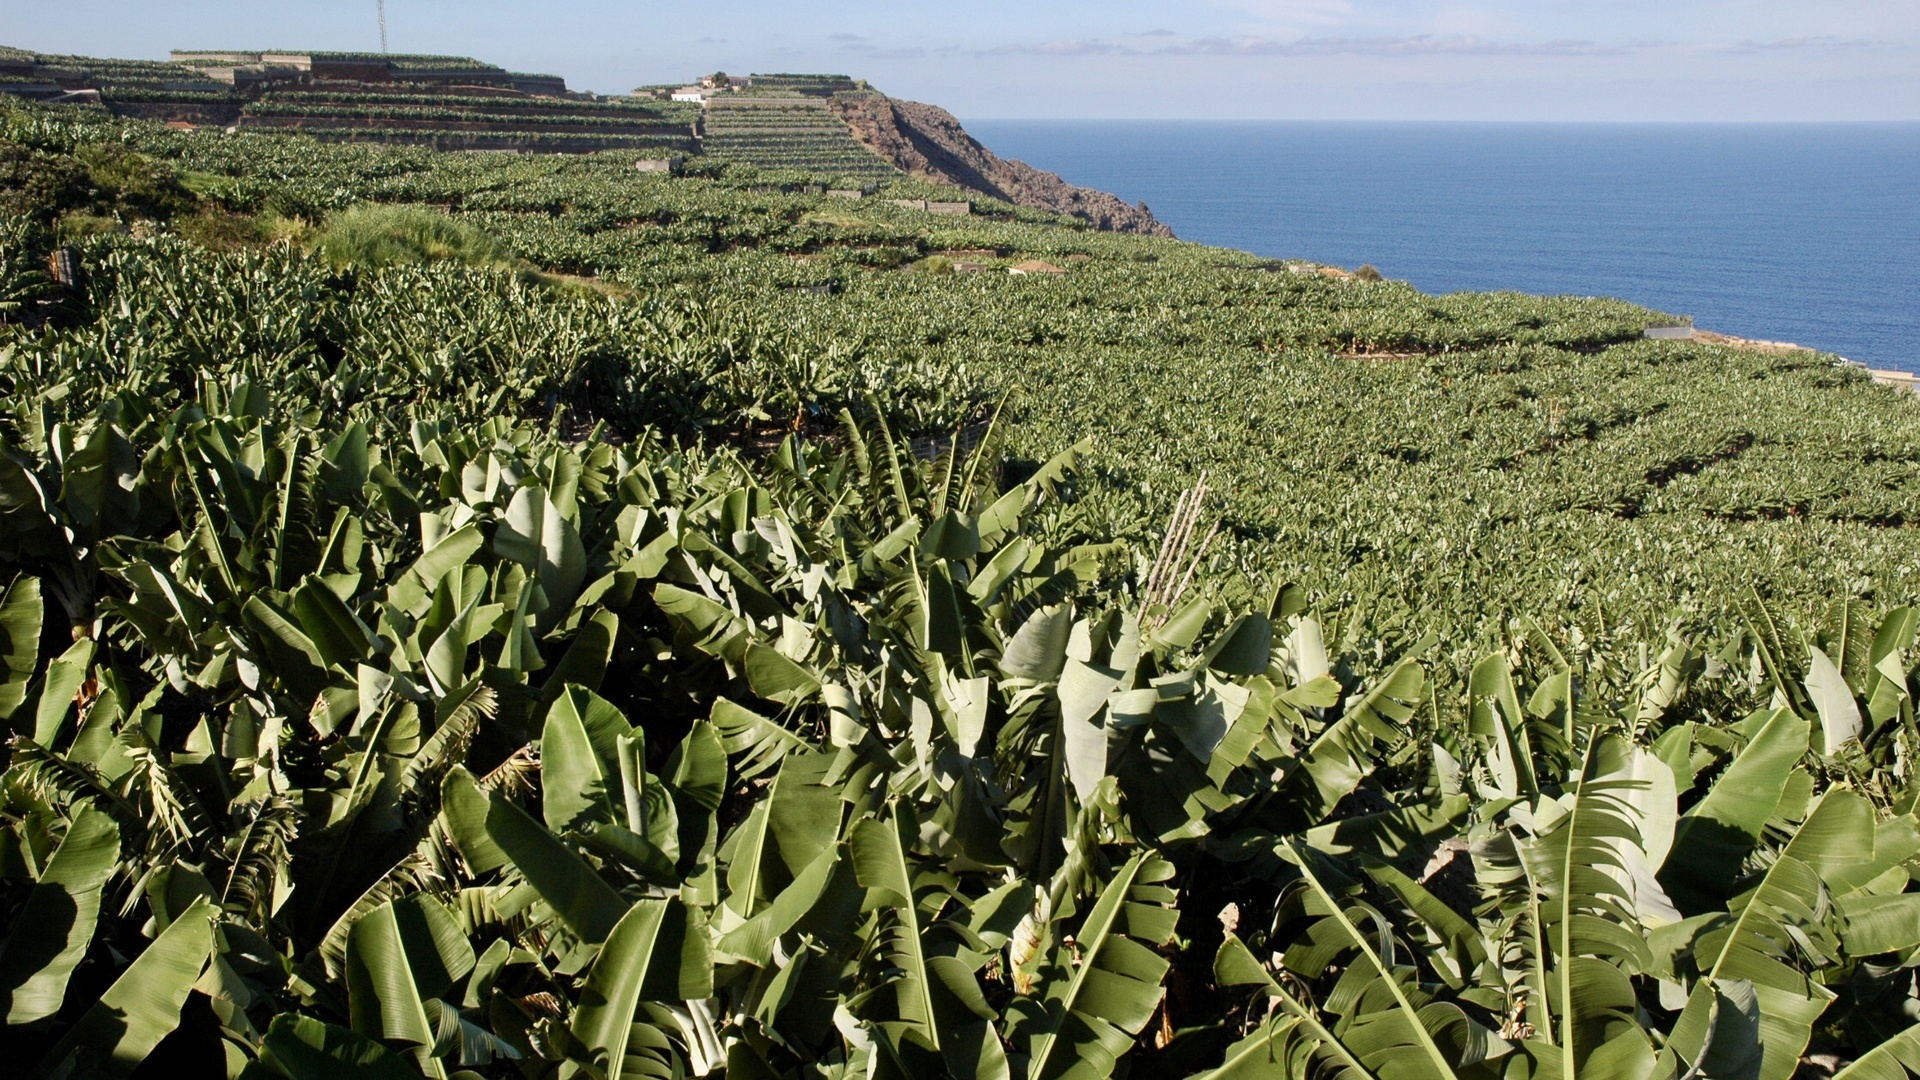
[482,744,541,799]
[1143,484,1195,604]
[1142,473,1220,628]
[1169,521,1222,613]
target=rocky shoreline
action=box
[832,94,1174,238]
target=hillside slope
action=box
[0,44,1172,232]
[7,101,1920,1080]
[834,94,1173,237]
[11,96,1920,1076]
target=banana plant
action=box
[4,365,1919,1080]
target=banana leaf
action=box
[0,805,120,1024]
[32,895,218,1079]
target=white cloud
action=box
[879,28,1909,62]
[1717,36,1889,53]
[1162,34,1629,56]
[967,32,1632,58]
[1206,0,1357,24]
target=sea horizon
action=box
[966,119,1920,371]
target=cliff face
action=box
[834,95,1174,238]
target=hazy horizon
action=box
[5,0,1916,122]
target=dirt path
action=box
[1688,329,1809,354]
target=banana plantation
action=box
[5,100,1920,1080]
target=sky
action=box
[4,1,1917,120]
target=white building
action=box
[670,86,708,103]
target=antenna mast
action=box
[377,0,389,53]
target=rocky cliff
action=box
[833,95,1174,238]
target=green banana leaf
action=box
[31,636,93,747]
[32,895,218,1079]
[475,775,630,943]
[850,810,941,1049]
[1664,790,1885,1080]
[567,898,713,1080]
[1009,851,1179,1080]
[1659,708,1810,913]
[0,804,121,1024]
[0,573,41,721]
[345,894,477,1069]
[256,1013,419,1080]
[1831,1024,1920,1080]
[541,686,625,834]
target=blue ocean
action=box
[965,121,1920,371]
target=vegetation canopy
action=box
[2,96,1919,1080]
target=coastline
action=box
[1650,324,1915,391]
[964,119,1919,374]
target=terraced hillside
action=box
[237,90,699,154]
[4,50,1184,231]
[700,92,897,178]
[745,72,863,96]
[171,49,567,94]
[0,45,619,150]
[0,45,233,103]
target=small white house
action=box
[670,86,708,103]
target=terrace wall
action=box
[509,75,568,96]
[311,58,399,82]
[173,51,264,65]
[883,200,971,215]
[238,114,684,137]
[109,100,245,126]
[299,130,697,154]
[258,53,317,71]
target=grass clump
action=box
[311,203,508,270]
[171,207,277,251]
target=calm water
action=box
[966,121,1920,371]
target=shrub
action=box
[171,207,272,251]
[56,210,120,242]
[73,143,195,219]
[0,215,55,321]
[854,244,913,270]
[265,212,314,247]
[0,139,91,222]
[3,139,197,225]
[310,203,508,270]
[1356,263,1385,281]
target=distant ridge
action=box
[833,95,1173,238]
